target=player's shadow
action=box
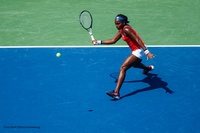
[110,72,174,99]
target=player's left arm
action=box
[123,27,155,59]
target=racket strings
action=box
[80,12,92,29]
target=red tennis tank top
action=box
[119,25,144,51]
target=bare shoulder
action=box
[123,26,132,35]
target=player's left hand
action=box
[146,52,155,60]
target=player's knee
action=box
[120,65,127,71]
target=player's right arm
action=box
[93,32,121,45]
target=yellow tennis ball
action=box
[56,52,61,57]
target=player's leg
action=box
[116,54,139,93]
[131,50,154,74]
[132,58,145,69]
[106,54,138,99]
[132,59,154,74]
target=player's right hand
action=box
[92,40,97,45]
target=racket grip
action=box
[90,34,95,41]
[90,34,96,44]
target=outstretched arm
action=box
[92,32,121,45]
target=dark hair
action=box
[115,14,130,24]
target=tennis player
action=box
[93,14,155,100]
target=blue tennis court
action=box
[0,46,200,133]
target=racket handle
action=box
[90,33,96,44]
[90,35,95,41]
[89,32,95,40]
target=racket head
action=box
[79,10,93,31]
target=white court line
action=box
[0,45,199,48]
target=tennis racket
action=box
[79,10,95,43]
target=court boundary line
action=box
[0,45,200,48]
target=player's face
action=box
[115,20,124,30]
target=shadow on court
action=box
[110,73,174,99]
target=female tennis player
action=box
[93,14,155,100]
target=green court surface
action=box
[0,0,200,46]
